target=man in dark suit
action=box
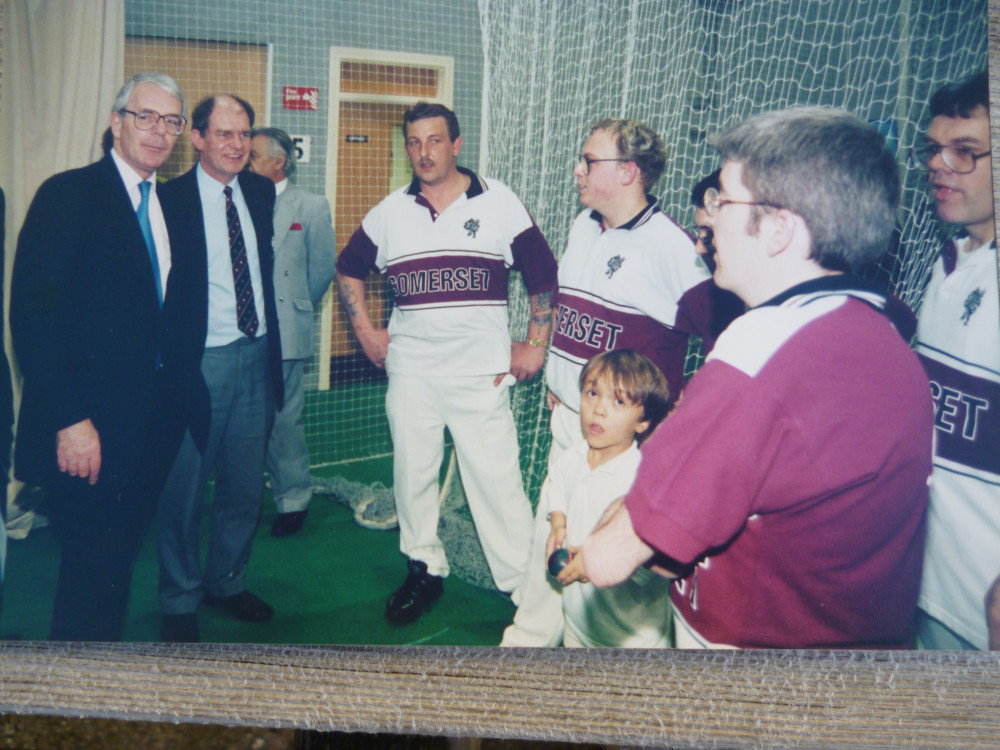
[249,127,337,537]
[11,73,208,641]
[0,188,13,617]
[156,94,284,642]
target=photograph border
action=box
[0,4,999,748]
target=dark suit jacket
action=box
[0,188,13,523]
[158,166,284,409]
[11,155,209,492]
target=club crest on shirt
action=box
[606,255,625,278]
[961,287,985,325]
[464,218,480,238]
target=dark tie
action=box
[224,185,259,337]
[136,181,163,306]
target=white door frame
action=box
[318,47,454,390]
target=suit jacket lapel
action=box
[98,155,161,308]
[272,186,301,255]
[159,166,211,323]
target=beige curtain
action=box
[0,0,124,536]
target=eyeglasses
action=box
[691,225,713,244]
[120,108,187,135]
[577,154,627,175]
[909,143,991,174]
[703,187,783,217]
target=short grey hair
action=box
[713,107,900,274]
[590,118,667,190]
[251,126,296,178]
[111,72,185,117]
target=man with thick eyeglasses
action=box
[560,107,932,650]
[501,119,708,647]
[911,71,1000,652]
[689,170,721,266]
[11,73,208,641]
[543,119,709,466]
[119,108,188,134]
[670,170,746,357]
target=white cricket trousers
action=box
[386,373,533,593]
[501,401,584,646]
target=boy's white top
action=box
[554,440,672,648]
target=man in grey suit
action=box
[156,95,284,642]
[250,127,337,537]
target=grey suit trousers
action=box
[266,359,312,512]
[157,336,273,614]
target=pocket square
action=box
[289,222,303,230]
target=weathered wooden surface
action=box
[1,4,1000,750]
[1,642,999,749]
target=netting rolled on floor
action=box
[327,0,987,590]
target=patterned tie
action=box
[136,181,163,306]
[224,185,259,337]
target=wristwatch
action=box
[528,337,548,348]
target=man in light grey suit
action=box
[250,127,337,537]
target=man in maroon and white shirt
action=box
[545,119,709,468]
[337,102,556,624]
[502,118,707,647]
[560,108,933,649]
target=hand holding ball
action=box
[547,547,570,577]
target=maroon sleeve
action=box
[510,225,557,296]
[625,360,786,564]
[336,226,379,280]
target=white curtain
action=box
[0,0,124,538]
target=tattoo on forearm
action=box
[337,278,360,319]
[531,290,553,330]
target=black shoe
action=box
[271,510,308,537]
[385,559,443,625]
[161,613,199,643]
[203,590,274,623]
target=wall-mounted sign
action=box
[345,135,369,143]
[283,86,319,111]
[291,135,311,164]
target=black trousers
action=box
[46,382,185,642]
[48,479,159,641]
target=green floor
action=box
[0,453,517,646]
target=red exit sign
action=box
[283,86,319,111]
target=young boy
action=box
[501,349,672,647]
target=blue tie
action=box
[137,181,163,306]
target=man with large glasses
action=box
[501,119,708,647]
[911,71,1000,651]
[559,108,933,649]
[671,169,747,357]
[12,73,208,640]
[545,120,709,447]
